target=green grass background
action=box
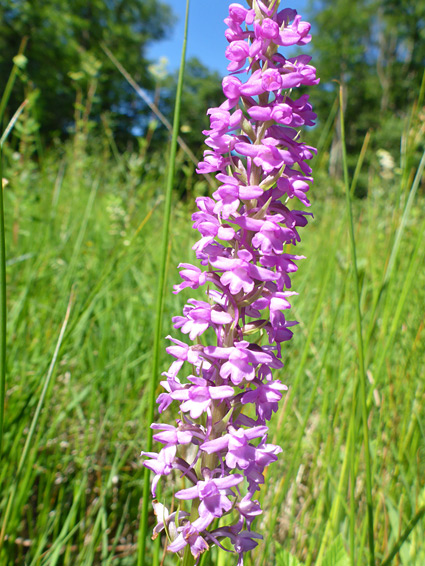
[0,86,424,566]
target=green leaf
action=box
[322,535,350,566]
[275,543,304,566]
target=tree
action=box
[376,0,425,113]
[146,57,224,156]
[0,0,174,139]
[172,57,224,152]
[307,0,425,171]
[148,57,224,198]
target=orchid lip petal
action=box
[201,435,230,453]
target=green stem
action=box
[339,85,375,566]
[0,148,6,461]
[137,1,191,565]
[182,499,200,566]
[380,506,425,566]
[183,546,196,566]
[349,387,356,566]
[0,37,28,126]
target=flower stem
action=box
[182,546,196,566]
[137,1,190,565]
[182,499,200,566]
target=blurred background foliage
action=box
[1,0,424,175]
[307,0,425,193]
[0,0,173,141]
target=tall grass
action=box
[0,144,6,461]
[138,2,190,565]
[0,58,424,566]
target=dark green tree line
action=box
[0,0,173,138]
[308,0,425,163]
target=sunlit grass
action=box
[0,100,424,566]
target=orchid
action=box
[143,1,318,563]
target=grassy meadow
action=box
[0,85,425,566]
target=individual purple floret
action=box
[143,1,318,563]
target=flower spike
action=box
[143,1,318,563]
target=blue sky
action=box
[147,0,309,78]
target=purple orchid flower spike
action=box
[143,1,318,563]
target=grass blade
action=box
[0,149,5,460]
[338,84,375,566]
[380,506,425,566]
[137,1,191,565]
[0,100,29,148]
[0,37,28,126]
[384,149,425,282]
[0,291,74,554]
